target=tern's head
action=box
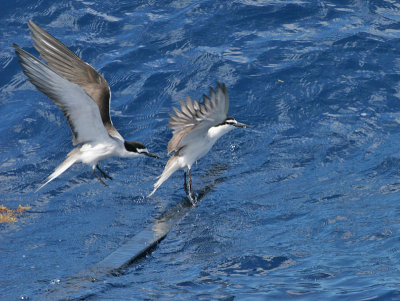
[209,116,249,140]
[221,116,250,128]
[124,141,160,159]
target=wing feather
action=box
[186,97,196,115]
[27,21,123,141]
[14,44,110,145]
[194,99,200,110]
[180,100,193,118]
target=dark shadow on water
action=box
[40,163,228,300]
[212,255,295,277]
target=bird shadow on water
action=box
[40,163,229,300]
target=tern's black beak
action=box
[235,121,250,128]
[144,152,160,159]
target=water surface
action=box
[1,0,400,300]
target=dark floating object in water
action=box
[41,164,228,299]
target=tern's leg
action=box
[93,167,107,186]
[96,164,113,180]
[184,171,189,195]
[187,168,196,205]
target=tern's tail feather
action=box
[36,148,80,192]
[148,155,181,197]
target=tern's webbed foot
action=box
[187,191,197,206]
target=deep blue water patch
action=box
[1,0,400,300]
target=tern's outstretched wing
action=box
[14,44,110,145]
[27,21,123,141]
[167,83,229,154]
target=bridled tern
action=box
[13,21,159,190]
[148,83,249,203]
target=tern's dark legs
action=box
[188,168,193,196]
[93,167,107,186]
[96,164,113,180]
[187,168,196,205]
[184,171,188,195]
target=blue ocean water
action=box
[1,0,400,299]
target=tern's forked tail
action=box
[36,147,80,192]
[148,154,181,197]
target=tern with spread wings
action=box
[148,83,249,203]
[13,21,159,190]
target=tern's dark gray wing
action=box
[167,83,229,154]
[28,20,123,141]
[14,44,110,145]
